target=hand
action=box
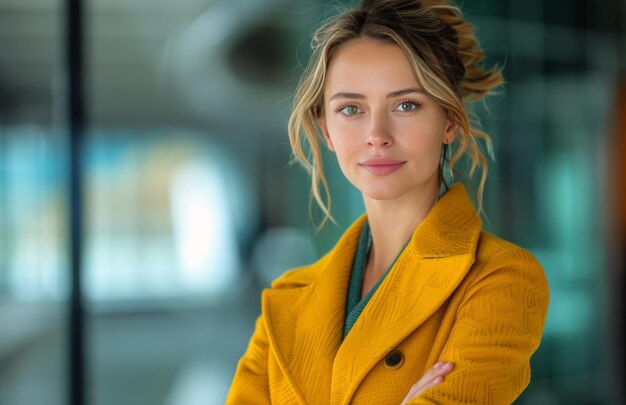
[399,361,455,405]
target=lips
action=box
[359,158,406,176]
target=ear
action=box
[316,114,335,152]
[443,118,459,144]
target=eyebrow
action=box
[328,87,426,101]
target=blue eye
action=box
[395,101,418,112]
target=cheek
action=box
[326,121,361,153]
[397,130,444,171]
[399,126,443,154]
[330,138,358,170]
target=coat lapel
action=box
[263,184,481,405]
[262,215,366,404]
[332,184,482,404]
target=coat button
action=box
[384,350,404,369]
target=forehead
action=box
[324,38,419,96]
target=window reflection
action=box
[4,126,66,301]
[85,133,242,302]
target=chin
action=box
[357,183,409,201]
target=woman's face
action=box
[317,38,457,202]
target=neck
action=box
[363,179,442,274]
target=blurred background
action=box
[0,0,624,404]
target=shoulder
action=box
[474,231,541,265]
[468,230,550,302]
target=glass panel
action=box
[0,0,67,404]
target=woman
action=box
[227,0,549,403]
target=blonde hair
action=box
[288,0,503,229]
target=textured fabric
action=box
[225,183,550,405]
[343,220,409,341]
[344,183,448,342]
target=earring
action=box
[439,139,448,189]
[440,142,448,167]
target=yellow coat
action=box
[226,184,549,404]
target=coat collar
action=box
[262,183,482,404]
[410,182,482,258]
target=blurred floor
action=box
[0,287,261,405]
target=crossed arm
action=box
[404,250,550,404]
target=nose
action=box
[366,111,393,148]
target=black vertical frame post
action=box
[66,0,86,404]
